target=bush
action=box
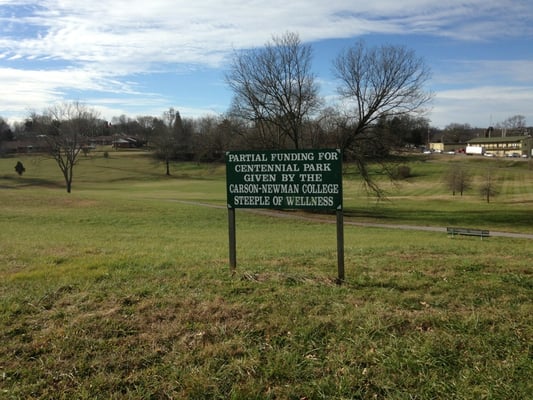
[14,161,25,176]
[394,165,411,180]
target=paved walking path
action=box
[175,200,533,240]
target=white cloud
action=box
[0,66,143,119]
[1,1,532,124]
[3,1,531,69]
[434,60,533,87]
[432,86,533,128]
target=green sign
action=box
[226,149,342,210]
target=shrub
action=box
[14,161,25,176]
[394,165,411,180]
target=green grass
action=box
[342,156,533,232]
[0,152,532,399]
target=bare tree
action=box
[332,40,433,194]
[135,115,157,145]
[190,115,232,162]
[151,108,192,175]
[445,164,471,196]
[442,122,474,143]
[383,114,430,147]
[498,115,526,130]
[29,102,100,193]
[0,117,13,155]
[226,32,321,149]
[480,168,498,203]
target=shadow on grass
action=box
[86,161,222,183]
[344,206,533,231]
[0,175,63,189]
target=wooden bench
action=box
[447,227,490,240]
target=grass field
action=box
[1,151,532,399]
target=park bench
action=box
[447,227,490,240]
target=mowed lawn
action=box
[0,152,532,399]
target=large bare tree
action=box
[29,102,100,193]
[226,32,320,149]
[333,40,433,193]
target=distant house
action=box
[89,136,114,146]
[466,135,532,157]
[112,136,144,148]
[1,137,52,154]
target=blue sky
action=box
[1,0,532,129]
